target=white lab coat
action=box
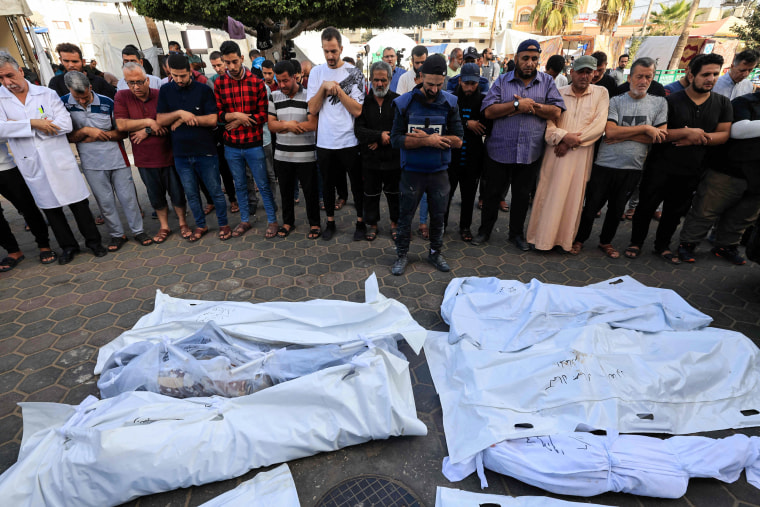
[0,81,89,209]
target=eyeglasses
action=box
[126,79,148,87]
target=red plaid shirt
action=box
[214,68,268,147]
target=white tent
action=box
[366,31,418,61]
[293,30,361,65]
[635,36,679,70]
[493,28,559,56]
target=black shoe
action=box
[391,255,408,276]
[92,245,108,257]
[322,221,336,241]
[677,242,697,263]
[353,221,366,241]
[58,247,80,265]
[509,235,530,251]
[470,233,489,246]
[712,246,746,265]
[428,252,451,272]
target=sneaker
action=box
[712,246,746,265]
[428,252,450,272]
[322,221,336,241]
[470,233,489,246]
[677,242,697,263]
[509,235,530,251]
[91,245,108,258]
[391,255,408,276]
[353,221,366,241]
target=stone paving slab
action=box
[1,179,759,507]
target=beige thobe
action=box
[527,85,609,251]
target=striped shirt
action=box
[268,86,316,163]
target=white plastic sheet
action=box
[95,274,427,374]
[0,347,426,507]
[442,433,760,498]
[198,464,300,507]
[440,276,712,352]
[435,487,611,507]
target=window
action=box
[519,13,531,23]
[455,20,464,29]
[53,20,71,30]
[437,21,447,29]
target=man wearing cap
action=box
[526,55,609,253]
[390,54,464,275]
[471,39,564,250]
[447,47,490,93]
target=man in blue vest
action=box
[390,54,464,275]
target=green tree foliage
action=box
[649,0,694,35]
[733,6,760,47]
[597,0,634,34]
[529,0,580,35]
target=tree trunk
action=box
[639,0,655,36]
[144,16,164,51]
[668,0,700,69]
[488,0,501,48]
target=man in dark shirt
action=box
[628,53,732,264]
[48,43,115,99]
[590,51,618,98]
[157,54,229,242]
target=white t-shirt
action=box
[395,70,418,95]
[307,62,365,149]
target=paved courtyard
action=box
[1,177,759,507]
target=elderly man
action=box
[115,62,189,244]
[390,54,464,275]
[396,45,428,95]
[48,43,115,99]
[116,46,162,91]
[0,52,106,264]
[383,47,406,93]
[447,48,463,78]
[526,56,610,253]
[713,50,759,100]
[355,60,401,241]
[63,71,152,251]
[471,39,564,250]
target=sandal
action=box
[658,250,681,265]
[135,232,154,247]
[570,241,583,255]
[624,208,635,220]
[95,215,105,225]
[179,224,192,239]
[203,204,215,215]
[365,226,378,241]
[107,236,128,252]
[218,225,232,241]
[39,250,57,264]
[320,200,325,210]
[499,201,509,212]
[308,226,321,239]
[153,228,172,244]
[460,228,473,242]
[265,222,279,239]
[334,198,346,210]
[598,243,620,259]
[625,245,641,259]
[477,200,483,210]
[277,225,295,238]
[187,227,208,242]
[391,226,399,241]
[232,222,252,238]
[230,202,240,213]
[0,255,24,272]
[418,224,429,240]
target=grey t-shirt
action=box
[595,92,668,170]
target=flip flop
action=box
[187,227,208,243]
[135,232,154,247]
[277,225,295,238]
[391,227,399,241]
[265,222,279,239]
[107,236,128,252]
[153,228,172,244]
[39,250,57,264]
[334,199,346,210]
[625,245,641,259]
[0,255,24,272]
[365,226,378,241]
[658,250,681,265]
[308,226,321,239]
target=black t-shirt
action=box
[48,72,116,99]
[614,80,666,98]
[649,90,733,175]
[593,74,618,98]
[717,92,760,192]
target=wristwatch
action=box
[513,99,520,111]
[144,127,153,135]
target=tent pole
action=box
[124,5,143,51]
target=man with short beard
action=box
[383,47,406,93]
[481,48,498,85]
[628,53,732,264]
[447,48,463,78]
[571,57,666,258]
[48,42,115,99]
[355,61,400,241]
[471,39,564,250]
[396,45,428,95]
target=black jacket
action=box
[452,87,489,168]
[48,71,116,99]
[355,89,400,171]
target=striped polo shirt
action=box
[268,86,316,163]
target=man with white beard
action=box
[354,61,401,241]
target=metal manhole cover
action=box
[315,474,424,507]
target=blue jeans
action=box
[225,145,277,223]
[174,155,227,228]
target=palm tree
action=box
[529,0,580,36]
[649,0,693,35]
[597,0,635,34]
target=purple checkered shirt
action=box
[481,70,565,165]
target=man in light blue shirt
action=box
[713,49,758,100]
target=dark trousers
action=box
[317,146,363,219]
[0,166,50,252]
[445,157,482,230]
[275,160,320,227]
[575,165,641,245]
[396,170,450,256]
[478,156,539,239]
[43,198,102,252]
[630,168,700,252]
[363,168,400,226]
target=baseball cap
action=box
[573,55,597,72]
[516,39,541,54]
[419,54,447,76]
[463,47,479,61]
[460,63,481,82]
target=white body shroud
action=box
[436,486,611,506]
[198,464,300,507]
[0,347,426,507]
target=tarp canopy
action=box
[293,30,362,65]
[635,36,679,69]
[493,28,560,56]
[366,31,419,62]
[691,16,746,37]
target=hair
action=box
[0,51,20,70]
[590,51,607,66]
[249,49,260,59]
[482,48,490,57]
[689,53,724,75]
[321,27,341,45]
[219,41,242,57]
[546,54,565,73]
[382,47,396,56]
[733,49,759,66]
[273,60,295,77]
[122,45,142,60]
[56,43,82,58]
[64,71,91,93]
[168,41,181,49]
[209,50,222,61]
[291,60,301,74]
[122,61,146,76]
[629,56,656,74]
[262,59,274,69]
[619,53,630,61]
[411,45,428,58]
[342,56,355,65]
[167,54,190,71]
[449,48,462,61]
[370,60,392,81]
